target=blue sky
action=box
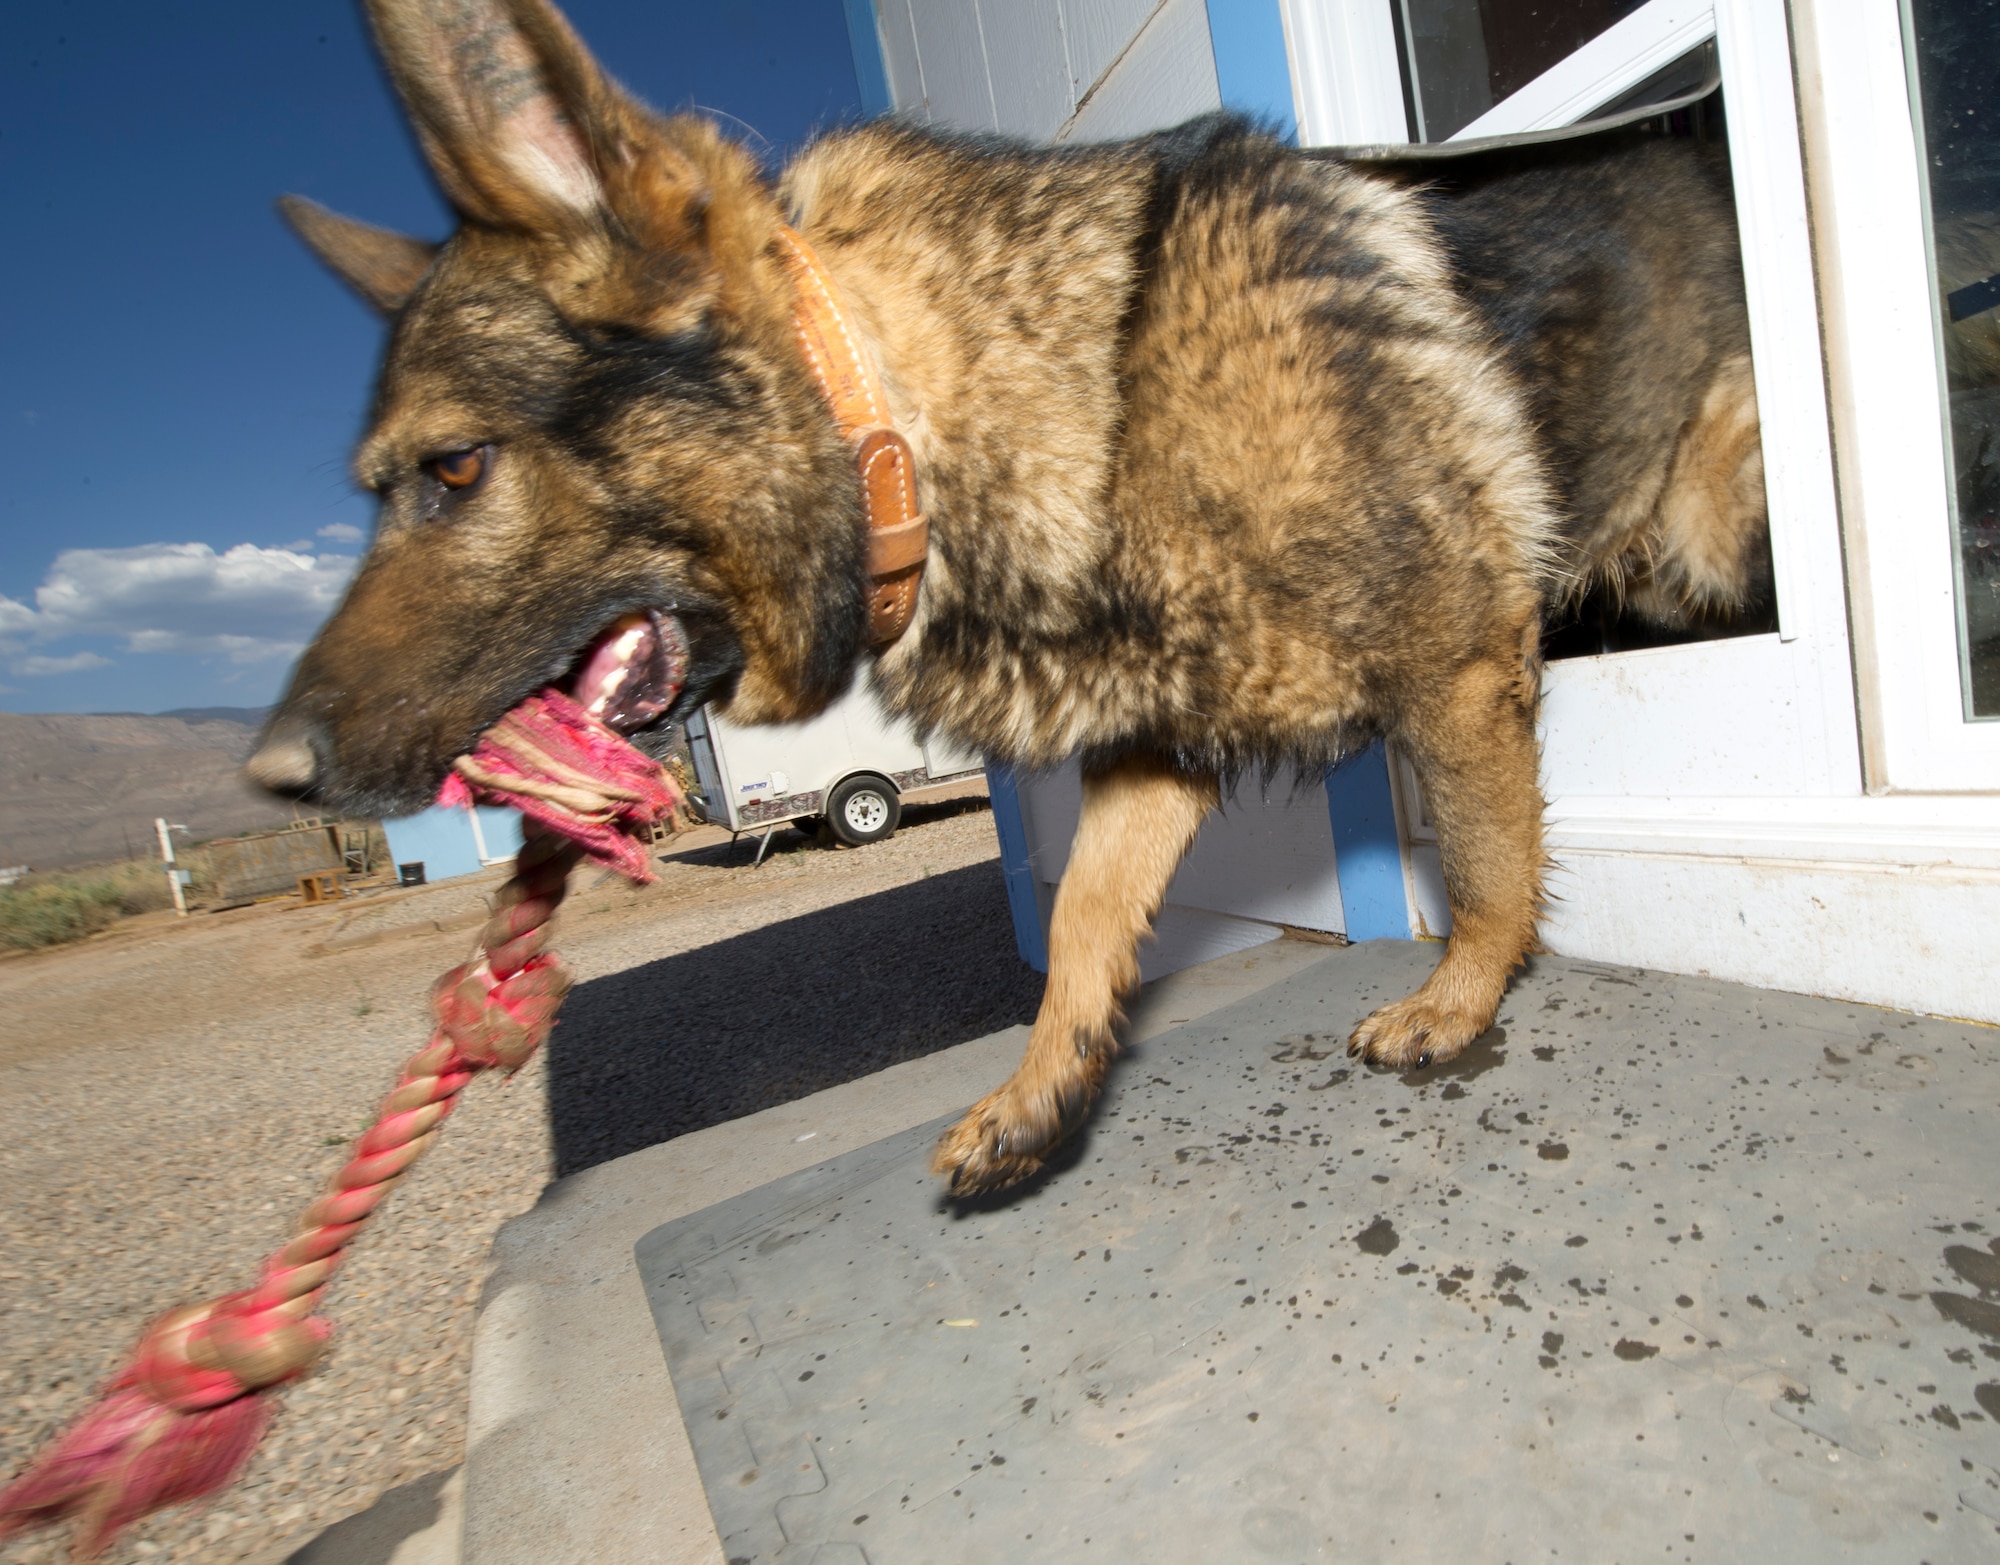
[0,1,864,715]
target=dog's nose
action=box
[245,720,323,797]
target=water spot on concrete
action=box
[1975,1384,2000,1421]
[1931,1403,1961,1430]
[1931,1291,2000,1340]
[1944,1245,2000,1294]
[1439,1082,1466,1100]
[1746,1294,1768,1311]
[1614,1339,1660,1361]
[1542,1331,1564,1354]
[1239,1503,1309,1555]
[1495,1263,1528,1288]
[1532,1046,1556,1062]
[1537,1141,1569,1161]
[1564,1235,1588,1248]
[1355,1217,1399,1255]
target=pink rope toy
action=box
[0,690,681,1560]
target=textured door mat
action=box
[636,942,2000,1562]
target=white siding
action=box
[876,0,1220,143]
[979,0,1075,137]
[1061,0,1221,142]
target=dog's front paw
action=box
[931,1085,1074,1196]
[1348,994,1491,1071]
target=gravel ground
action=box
[0,796,1039,1565]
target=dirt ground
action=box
[0,791,1041,1565]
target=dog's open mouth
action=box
[567,609,691,733]
[435,608,692,882]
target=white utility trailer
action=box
[683,680,984,848]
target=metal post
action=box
[465,802,492,866]
[155,818,188,917]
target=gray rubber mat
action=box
[636,941,2000,1563]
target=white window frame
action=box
[1286,0,1998,795]
[1451,0,1718,140]
[1791,0,2000,791]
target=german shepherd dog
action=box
[251,0,1766,1194]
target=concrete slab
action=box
[459,936,1340,1565]
[634,943,2000,1562]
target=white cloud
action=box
[11,651,113,676]
[317,522,366,544]
[0,543,359,665]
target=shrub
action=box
[0,861,176,952]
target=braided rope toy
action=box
[0,691,680,1560]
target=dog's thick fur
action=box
[256,0,1766,1193]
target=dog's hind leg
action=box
[1348,649,1545,1069]
[932,755,1217,1195]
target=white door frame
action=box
[1791,0,2000,791]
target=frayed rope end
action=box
[0,1382,271,1562]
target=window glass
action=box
[1394,0,1647,141]
[1904,0,2000,718]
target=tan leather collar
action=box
[775,226,926,649]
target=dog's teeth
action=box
[587,633,642,716]
[575,616,654,717]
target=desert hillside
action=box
[0,709,300,871]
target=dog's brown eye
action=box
[426,447,486,490]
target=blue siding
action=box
[985,764,1051,972]
[842,0,894,117]
[1204,0,1298,140]
[381,804,523,884]
[1325,741,1412,940]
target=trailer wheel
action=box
[827,775,900,846]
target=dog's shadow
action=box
[545,861,1043,1177]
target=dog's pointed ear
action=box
[362,0,702,242]
[278,196,439,314]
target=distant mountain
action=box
[156,706,270,728]
[80,706,272,727]
[0,711,301,871]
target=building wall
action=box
[872,0,1223,144]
